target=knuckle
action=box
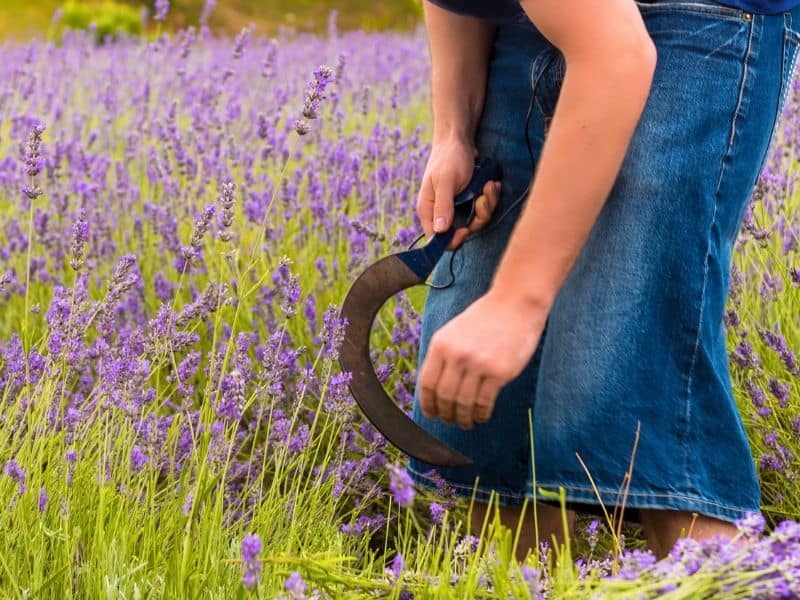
[436,389,454,403]
[476,398,493,410]
[476,397,495,412]
[449,350,466,365]
[455,396,472,409]
[418,372,434,389]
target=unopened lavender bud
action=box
[293,118,310,136]
[188,205,216,254]
[232,25,251,60]
[335,52,346,82]
[70,209,89,271]
[24,123,46,178]
[217,180,236,242]
[22,184,43,200]
[261,39,277,79]
[300,64,335,120]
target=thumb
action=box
[433,179,455,233]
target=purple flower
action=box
[429,501,445,525]
[217,180,236,242]
[38,486,48,513]
[288,424,310,454]
[340,514,386,536]
[284,571,307,599]
[130,445,147,474]
[301,65,335,120]
[767,378,790,407]
[182,492,194,517]
[232,26,251,59]
[24,122,45,178]
[154,0,169,21]
[521,565,542,595]
[388,464,415,507]
[746,380,767,408]
[617,548,658,580]
[5,459,26,495]
[241,534,262,590]
[385,552,405,581]
[293,118,311,136]
[199,0,216,26]
[732,340,761,370]
[70,208,89,271]
[586,518,602,552]
[735,511,767,538]
[217,369,245,421]
[320,307,347,360]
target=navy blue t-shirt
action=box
[428,0,800,21]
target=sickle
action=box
[338,158,502,467]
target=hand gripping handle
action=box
[450,157,503,230]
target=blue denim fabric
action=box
[407,0,800,524]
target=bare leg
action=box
[470,499,575,564]
[639,509,739,559]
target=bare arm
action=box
[417,0,657,430]
[424,1,495,145]
[416,3,501,244]
[490,0,657,313]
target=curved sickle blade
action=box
[338,252,473,467]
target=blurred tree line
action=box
[1,0,424,41]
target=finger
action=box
[418,349,445,420]
[472,377,502,424]
[468,181,502,234]
[468,194,492,233]
[454,371,482,430]
[434,361,464,425]
[486,180,501,213]
[448,227,470,251]
[417,175,436,238]
[433,178,456,233]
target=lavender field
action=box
[1,13,800,599]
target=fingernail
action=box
[434,216,445,231]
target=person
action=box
[405,0,800,562]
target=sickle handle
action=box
[450,157,503,230]
[399,157,502,280]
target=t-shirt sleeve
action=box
[423,0,524,23]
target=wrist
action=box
[486,280,554,324]
[432,127,474,147]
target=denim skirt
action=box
[407,0,800,523]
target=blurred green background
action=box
[0,0,424,40]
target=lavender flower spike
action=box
[388,463,415,507]
[284,571,308,600]
[241,534,262,590]
[301,65,335,120]
[154,0,169,21]
[5,459,26,496]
